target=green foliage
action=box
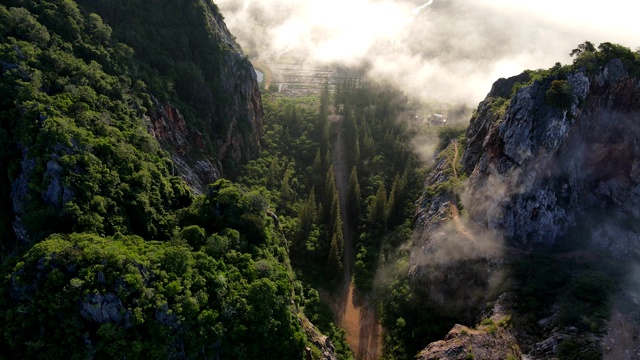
[488,97,510,117]
[238,80,425,357]
[73,0,258,147]
[436,125,467,152]
[378,278,456,360]
[546,80,573,109]
[347,166,362,223]
[0,4,310,355]
[465,348,475,360]
[505,61,575,105]
[511,254,571,325]
[367,183,388,232]
[570,41,640,75]
[302,288,355,360]
[178,179,275,250]
[497,315,511,328]
[569,41,596,57]
[559,270,615,331]
[180,224,206,250]
[557,338,601,360]
[331,81,426,294]
[480,318,494,326]
[354,244,376,291]
[0,231,305,359]
[238,95,339,278]
[511,251,617,335]
[0,1,193,246]
[422,139,467,215]
[326,232,343,280]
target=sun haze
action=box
[218,0,639,104]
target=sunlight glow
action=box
[219,0,640,103]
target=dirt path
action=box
[451,140,458,179]
[450,204,476,242]
[448,140,475,243]
[333,128,382,360]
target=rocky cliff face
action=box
[416,294,521,360]
[462,58,640,255]
[78,0,264,193]
[413,49,640,359]
[211,50,264,169]
[144,6,263,193]
[147,99,222,193]
[147,53,263,194]
[415,57,640,259]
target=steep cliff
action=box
[77,0,264,193]
[416,294,522,360]
[0,0,264,247]
[0,3,328,358]
[463,53,640,255]
[413,43,640,359]
[416,43,640,258]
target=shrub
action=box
[480,318,494,326]
[559,270,615,331]
[436,125,467,152]
[180,225,206,249]
[546,80,573,109]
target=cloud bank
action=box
[218,0,639,105]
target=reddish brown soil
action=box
[319,280,382,359]
[342,283,382,360]
[450,204,476,242]
[332,127,383,359]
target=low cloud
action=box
[218,0,639,105]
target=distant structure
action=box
[427,113,448,126]
[258,60,344,97]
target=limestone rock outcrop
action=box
[413,51,640,359]
[462,58,640,255]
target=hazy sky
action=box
[217,0,639,105]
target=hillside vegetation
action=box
[0,1,304,358]
[4,1,640,358]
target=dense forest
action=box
[0,0,431,357]
[239,78,476,359]
[0,1,491,356]
[0,1,304,358]
[0,0,449,351]
[235,79,427,358]
[240,80,426,284]
[3,0,640,359]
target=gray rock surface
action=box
[416,294,522,360]
[146,100,223,194]
[460,59,640,254]
[11,146,34,244]
[43,158,74,208]
[80,292,131,327]
[414,55,640,360]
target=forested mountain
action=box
[0,0,428,353]
[74,0,263,192]
[0,1,303,358]
[3,0,640,359]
